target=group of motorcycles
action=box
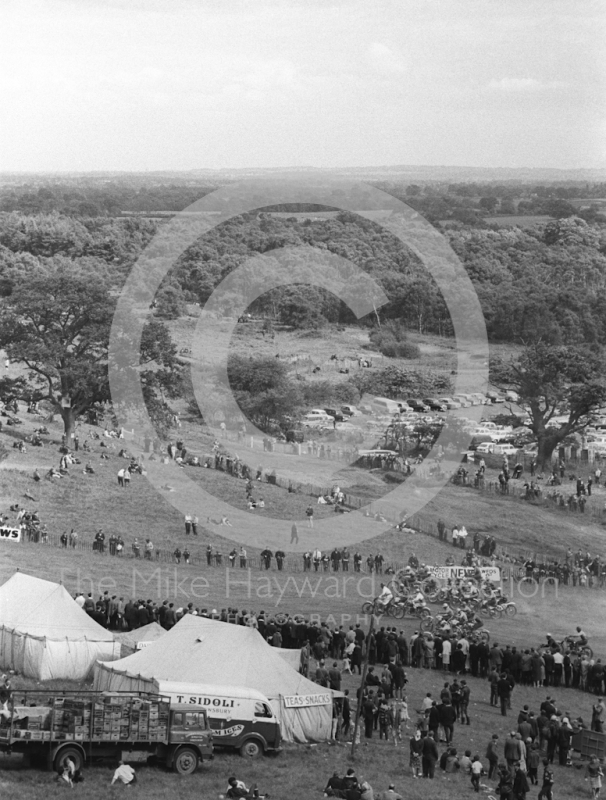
[361,572,520,646]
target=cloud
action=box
[488,77,545,92]
[366,42,406,75]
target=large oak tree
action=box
[0,266,181,442]
[491,343,606,467]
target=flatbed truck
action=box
[0,690,213,775]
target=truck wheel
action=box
[240,739,263,758]
[53,745,83,774]
[173,746,199,775]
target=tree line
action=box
[1,179,605,464]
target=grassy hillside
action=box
[0,659,600,800]
[1,395,606,658]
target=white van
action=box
[154,682,282,758]
[370,397,401,415]
[303,411,333,427]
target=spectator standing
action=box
[486,734,499,780]
[421,731,439,778]
[497,672,512,716]
[470,754,484,792]
[537,759,554,800]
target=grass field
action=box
[0,663,600,800]
[484,215,555,227]
[1,325,605,798]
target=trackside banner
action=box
[0,527,21,543]
[427,566,500,581]
[283,693,332,708]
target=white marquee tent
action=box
[94,615,336,742]
[113,622,166,657]
[0,573,120,681]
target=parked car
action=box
[303,411,333,426]
[423,398,447,412]
[409,399,429,412]
[340,405,358,417]
[457,393,481,406]
[453,395,471,407]
[334,421,356,432]
[468,435,494,450]
[493,443,518,456]
[324,408,344,422]
[476,442,518,456]
[485,391,506,404]
[438,397,461,409]
[475,442,496,454]
[472,426,496,437]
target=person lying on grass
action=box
[224,776,268,798]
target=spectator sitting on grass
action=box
[323,771,346,798]
[225,776,266,799]
[55,756,83,787]
[376,784,402,800]
[110,760,137,786]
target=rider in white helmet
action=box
[378,582,394,611]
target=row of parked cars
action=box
[300,390,520,427]
[357,391,518,416]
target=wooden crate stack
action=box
[52,697,90,741]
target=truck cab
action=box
[123,704,213,775]
[159,705,213,774]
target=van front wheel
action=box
[240,739,263,758]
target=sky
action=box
[1,0,605,172]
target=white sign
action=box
[135,640,155,650]
[214,724,245,738]
[283,693,332,708]
[427,566,500,581]
[0,527,21,543]
[170,693,240,718]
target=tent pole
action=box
[350,609,377,759]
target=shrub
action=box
[379,338,421,359]
[369,322,420,359]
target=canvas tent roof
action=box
[0,572,114,642]
[0,572,119,681]
[114,622,165,656]
[275,647,302,671]
[95,615,335,742]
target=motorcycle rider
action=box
[377,582,394,612]
[409,585,427,611]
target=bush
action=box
[369,322,420,360]
[333,382,360,405]
[384,470,406,484]
[351,365,452,399]
[379,337,421,359]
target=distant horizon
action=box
[1,162,606,178]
